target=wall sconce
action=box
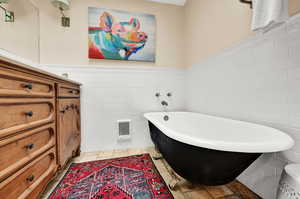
[51,0,70,27]
[0,0,14,22]
[239,0,252,9]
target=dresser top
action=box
[0,55,81,86]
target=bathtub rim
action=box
[144,111,294,153]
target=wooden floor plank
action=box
[184,189,214,199]
[226,181,262,199]
[204,185,234,198]
[217,195,242,199]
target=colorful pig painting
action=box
[88,8,156,62]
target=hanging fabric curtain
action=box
[251,0,288,32]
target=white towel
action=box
[251,0,289,32]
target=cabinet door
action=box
[73,99,81,149]
[57,98,81,167]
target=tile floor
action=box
[41,147,262,199]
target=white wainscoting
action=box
[40,64,186,153]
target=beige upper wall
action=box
[185,0,300,67]
[0,0,39,62]
[184,0,252,67]
[289,0,300,16]
[2,0,300,68]
[36,0,185,67]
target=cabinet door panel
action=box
[57,98,81,167]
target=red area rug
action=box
[48,154,174,199]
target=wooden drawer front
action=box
[25,166,56,199]
[0,124,55,181]
[0,68,54,98]
[58,84,80,98]
[0,98,55,139]
[0,148,56,199]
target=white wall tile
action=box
[186,16,300,199]
[40,65,186,153]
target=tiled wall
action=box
[186,14,300,199]
[40,65,186,152]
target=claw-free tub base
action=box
[149,122,261,185]
[145,112,294,186]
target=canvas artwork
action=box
[88,7,156,62]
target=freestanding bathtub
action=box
[144,112,294,186]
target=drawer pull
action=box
[26,175,35,182]
[74,133,80,137]
[68,90,74,94]
[24,84,33,90]
[25,143,35,150]
[25,111,33,117]
[50,153,55,160]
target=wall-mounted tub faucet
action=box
[163,115,169,121]
[161,100,168,107]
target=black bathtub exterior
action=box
[148,121,262,186]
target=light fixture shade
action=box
[0,0,9,3]
[51,0,70,10]
[146,0,186,6]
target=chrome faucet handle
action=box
[155,92,161,98]
[167,92,172,97]
[163,115,169,121]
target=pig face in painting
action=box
[89,12,148,60]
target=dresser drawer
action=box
[25,166,56,199]
[0,148,56,199]
[0,124,55,181]
[0,68,54,98]
[58,84,80,98]
[0,98,55,139]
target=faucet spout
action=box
[161,101,168,106]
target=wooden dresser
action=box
[0,58,81,199]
